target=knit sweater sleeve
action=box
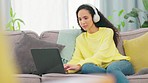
[67,37,84,65]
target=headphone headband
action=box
[85,4,100,23]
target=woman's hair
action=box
[76,4,120,46]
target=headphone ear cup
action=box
[93,14,100,23]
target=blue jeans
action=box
[80,60,135,83]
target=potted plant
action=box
[124,0,148,28]
[108,9,126,31]
[6,7,25,31]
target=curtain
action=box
[100,0,144,32]
[0,0,11,30]
[11,0,101,34]
[11,0,68,34]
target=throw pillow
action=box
[123,32,148,73]
[57,29,81,64]
[14,32,64,74]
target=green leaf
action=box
[128,20,134,23]
[117,24,121,31]
[124,14,129,19]
[6,21,11,28]
[121,21,125,27]
[108,16,113,21]
[118,9,124,16]
[117,24,120,29]
[10,7,13,17]
[130,12,138,17]
[124,11,138,19]
[124,8,140,19]
[10,26,14,31]
[141,21,148,28]
[12,13,16,18]
[17,22,20,30]
[142,0,148,10]
[132,8,143,12]
[15,19,25,25]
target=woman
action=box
[64,4,134,83]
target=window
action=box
[11,0,100,34]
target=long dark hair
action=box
[76,4,119,46]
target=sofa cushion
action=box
[57,29,81,64]
[15,32,64,74]
[135,68,148,75]
[123,32,148,73]
[15,74,41,83]
[127,74,148,83]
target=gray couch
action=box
[6,28,148,83]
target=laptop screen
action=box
[31,48,65,75]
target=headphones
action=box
[85,4,100,23]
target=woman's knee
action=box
[81,63,95,71]
[81,63,106,74]
[106,65,120,73]
[106,60,125,73]
[106,60,135,75]
[80,63,95,73]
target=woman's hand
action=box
[64,64,81,73]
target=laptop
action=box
[31,48,65,75]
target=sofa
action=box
[5,28,148,83]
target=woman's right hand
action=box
[64,64,81,73]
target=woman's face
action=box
[78,9,95,32]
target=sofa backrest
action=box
[40,31,59,43]
[6,30,39,48]
[40,28,148,56]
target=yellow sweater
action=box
[68,27,130,73]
